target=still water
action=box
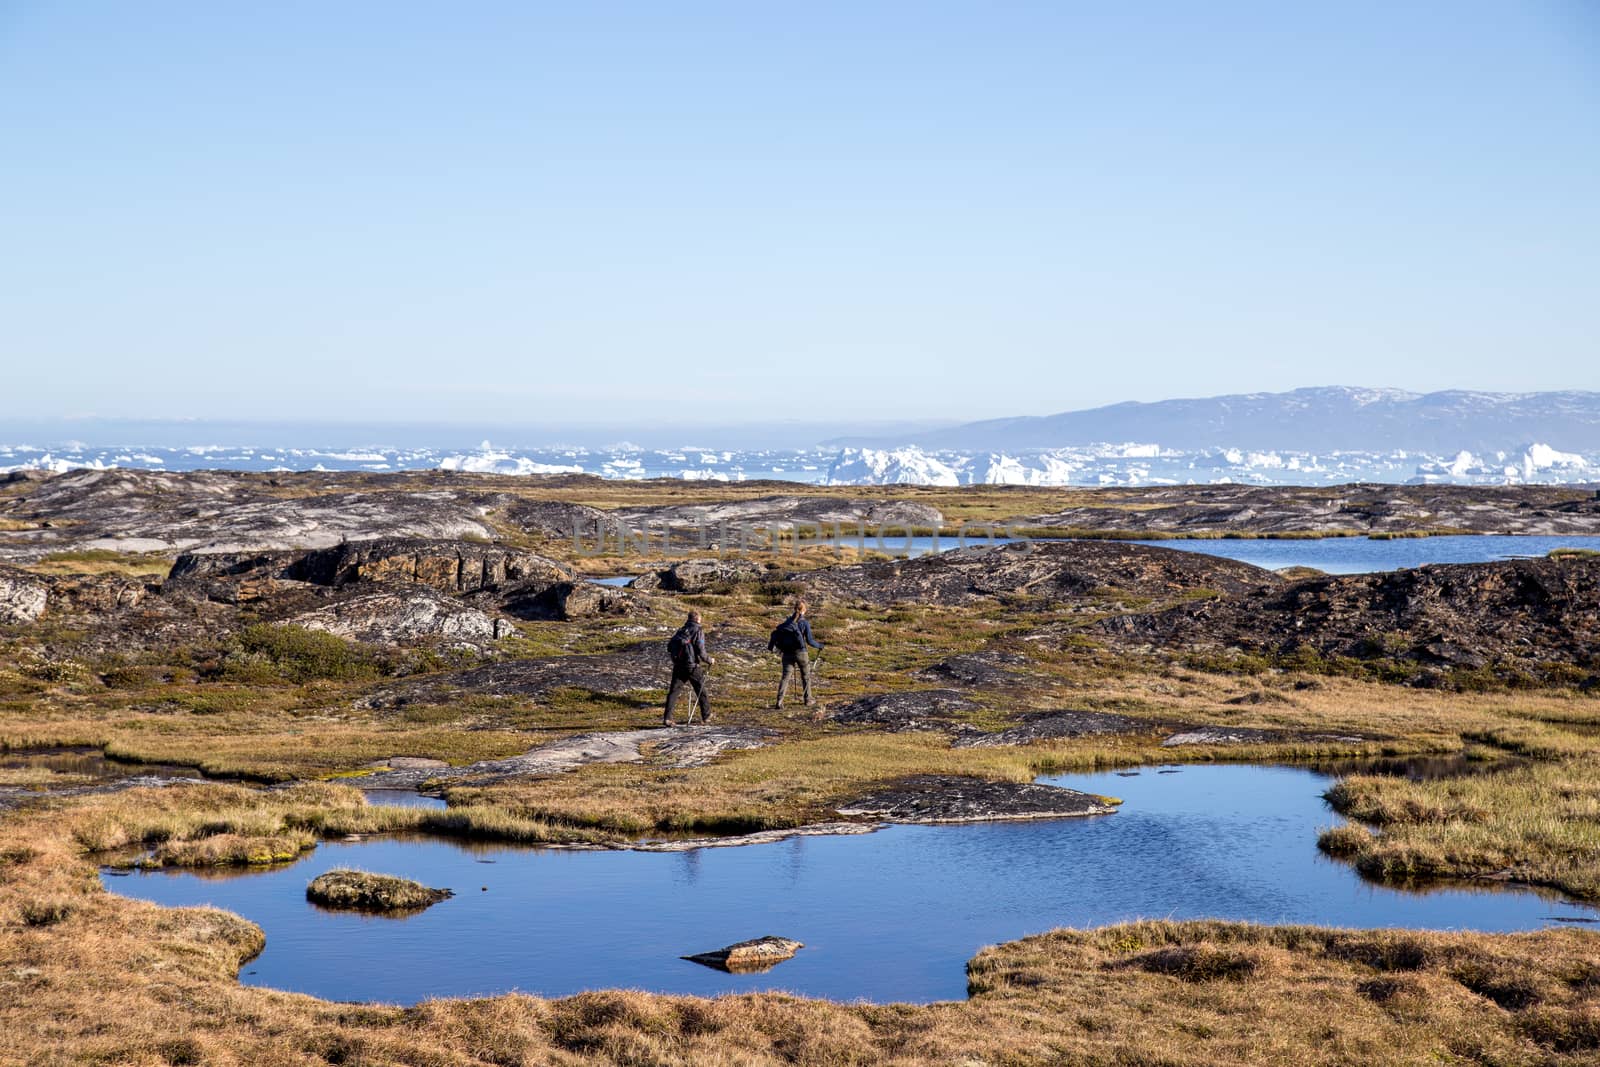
[814,533,1595,572]
[102,764,1594,1005]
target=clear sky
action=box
[2,1,1597,430]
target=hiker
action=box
[664,610,713,726]
[769,598,824,709]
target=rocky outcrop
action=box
[631,558,768,593]
[356,726,775,789]
[915,651,1033,689]
[836,775,1119,823]
[1161,726,1375,747]
[359,643,667,710]
[0,566,146,623]
[290,589,510,646]
[0,469,505,560]
[953,710,1155,748]
[167,538,643,624]
[299,538,570,594]
[170,538,571,595]
[682,936,803,973]
[499,498,610,539]
[43,574,150,615]
[1101,555,1600,686]
[499,579,645,621]
[613,495,944,532]
[9,473,1600,566]
[0,567,49,624]
[824,690,979,732]
[1015,483,1600,537]
[798,540,1279,608]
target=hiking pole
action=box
[808,647,825,721]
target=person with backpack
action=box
[768,598,824,709]
[664,610,714,726]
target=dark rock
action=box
[360,641,669,709]
[797,540,1278,608]
[683,936,803,973]
[43,573,151,615]
[836,774,1118,823]
[1014,483,1600,537]
[171,538,571,597]
[500,498,610,539]
[953,710,1154,748]
[613,495,944,532]
[631,558,767,593]
[498,579,646,621]
[915,651,1033,688]
[824,690,979,732]
[303,538,570,594]
[1103,556,1600,685]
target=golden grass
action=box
[1324,753,1600,900]
[25,549,174,578]
[71,782,613,868]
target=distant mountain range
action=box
[826,388,1600,454]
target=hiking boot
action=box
[662,717,676,728]
[700,712,712,724]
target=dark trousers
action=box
[664,664,710,722]
[777,650,812,706]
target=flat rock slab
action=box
[1,775,209,815]
[370,756,450,771]
[954,710,1154,748]
[633,821,880,853]
[824,689,978,732]
[356,726,775,789]
[914,651,1034,689]
[836,774,1118,824]
[683,936,803,973]
[1161,726,1372,747]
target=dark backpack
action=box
[770,617,803,653]
[667,626,697,668]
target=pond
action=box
[101,764,1596,1005]
[1,746,205,783]
[817,533,1597,572]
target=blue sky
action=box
[2,1,1597,429]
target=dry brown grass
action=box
[1325,752,1600,901]
[24,549,173,578]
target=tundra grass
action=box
[1323,752,1600,901]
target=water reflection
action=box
[102,764,1596,1005]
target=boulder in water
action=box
[683,936,804,972]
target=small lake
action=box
[818,533,1597,573]
[102,764,1595,1005]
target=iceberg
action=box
[825,447,961,487]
